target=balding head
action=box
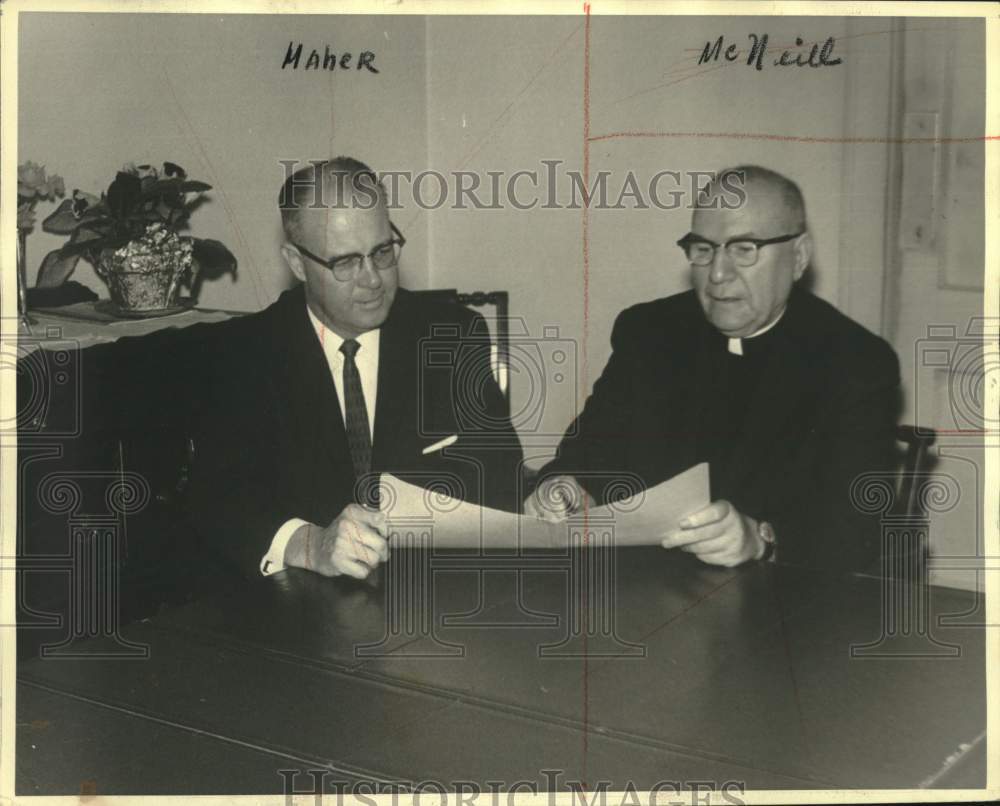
[279,157,387,243]
[697,165,807,232]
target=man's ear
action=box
[281,242,306,283]
[793,232,812,281]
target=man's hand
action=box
[661,500,763,567]
[284,504,390,578]
[523,475,596,522]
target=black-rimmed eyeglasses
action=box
[291,222,406,281]
[677,231,804,268]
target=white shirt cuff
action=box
[260,518,310,576]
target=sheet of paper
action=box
[581,462,710,546]
[378,463,709,549]
[377,473,549,548]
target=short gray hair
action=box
[702,164,807,229]
[278,157,386,241]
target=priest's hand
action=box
[660,500,764,567]
[283,504,390,578]
[524,474,596,522]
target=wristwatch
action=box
[756,520,777,563]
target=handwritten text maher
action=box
[281,42,379,73]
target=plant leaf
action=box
[191,238,237,279]
[178,180,212,193]
[139,177,182,199]
[35,248,82,288]
[58,225,113,258]
[41,199,81,234]
[74,218,114,239]
[43,202,110,235]
[42,198,104,233]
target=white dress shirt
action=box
[259,305,380,576]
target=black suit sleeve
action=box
[183,411,293,580]
[178,325,303,581]
[541,308,641,503]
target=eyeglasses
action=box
[291,222,406,281]
[676,231,804,268]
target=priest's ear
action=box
[281,242,307,283]
[792,231,813,281]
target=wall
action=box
[18,12,431,310]
[424,15,586,464]
[884,19,987,591]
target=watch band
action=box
[757,520,777,563]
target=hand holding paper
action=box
[523,475,595,523]
[377,463,710,550]
[661,499,763,567]
[283,504,390,578]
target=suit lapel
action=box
[275,287,354,487]
[692,322,723,472]
[717,292,814,494]
[670,313,722,478]
[371,292,415,472]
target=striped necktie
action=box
[339,339,372,483]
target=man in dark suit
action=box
[14,157,521,651]
[179,157,523,580]
[525,165,899,573]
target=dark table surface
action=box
[16,547,987,795]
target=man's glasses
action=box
[676,231,804,268]
[291,222,406,282]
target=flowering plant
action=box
[38,162,236,301]
[18,161,65,231]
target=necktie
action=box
[340,339,372,482]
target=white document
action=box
[378,463,710,549]
[578,462,711,546]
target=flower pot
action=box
[96,224,193,312]
[103,269,181,311]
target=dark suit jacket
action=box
[543,286,900,573]
[175,285,524,578]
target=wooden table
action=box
[16,547,987,796]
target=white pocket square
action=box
[422,434,458,455]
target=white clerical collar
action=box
[727,309,785,356]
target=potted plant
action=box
[17,162,66,323]
[40,162,236,312]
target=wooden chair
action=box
[411,289,510,410]
[894,424,937,517]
